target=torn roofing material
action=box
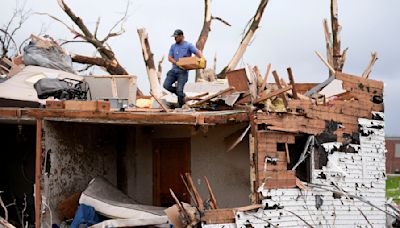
[0,66,82,106]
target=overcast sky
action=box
[1,0,399,135]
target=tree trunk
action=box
[219,0,270,77]
[137,28,161,99]
[195,0,212,82]
[331,0,342,72]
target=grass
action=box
[387,175,400,205]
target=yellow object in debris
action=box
[136,98,153,108]
[264,98,286,112]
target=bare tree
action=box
[195,0,230,81]
[39,0,143,95]
[218,0,270,77]
[0,0,31,58]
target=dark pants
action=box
[163,68,188,107]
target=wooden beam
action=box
[190,87,234,107]
[286,67,299,99]
[271,71,288,106]
[150,91,170,112]
[259,63,271,92]
[254,85,292,104]
[203,176,218,209]
[315,51,336,75]
[35,119,42,228]
[362,52,378,79]
[185,173,204,211]
[285,143,291,164]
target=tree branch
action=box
[219,0,270,77]
[211,16,231,26]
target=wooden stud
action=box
[286,67,299,99]
[150,91,170,112]
[190,87,235,107]
[203,176,218,209]
[254,85,292,104]
[315,51,336,75]
[272,70,288,106]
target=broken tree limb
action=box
[362,52,378,79]
[331,0,342,72]
[323,18,334,72]
[157,55,165,83]
[138,28,161,98]
[219,0,270,76]
[315,51,336,75]
[286,67,299,99]
[254,85,292,104]
[41,0,145,95]
[190,87,235,107]
[195,0,230,81]
[203,176,218,209]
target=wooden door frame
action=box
[152,137,191,206]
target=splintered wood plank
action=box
[254,85,292,104]
[272,70,288,106]
[204,176,218,209]
[63,100,97,111]
[150,91,170,112]
[190,87,235,107]
[286,67,299,99]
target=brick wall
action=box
[386,138,400,174]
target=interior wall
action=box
[129,123,251,208]
[43,121,119,224]
[191,124,251,208]
[42,121,251,224]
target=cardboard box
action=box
[177,57,206,70]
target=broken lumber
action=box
[254,85,292,104]
[259,63,271,92]
[286,68,299,99]
[362,52,378,79]
[190,87,235,107]
[150,91,170,112]
[272,70,288,106]
[315,51,336,75]
[184,173,204,211]
[203,176,218,209]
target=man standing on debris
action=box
[164,29,204,108]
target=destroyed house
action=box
[0,65,392,227]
